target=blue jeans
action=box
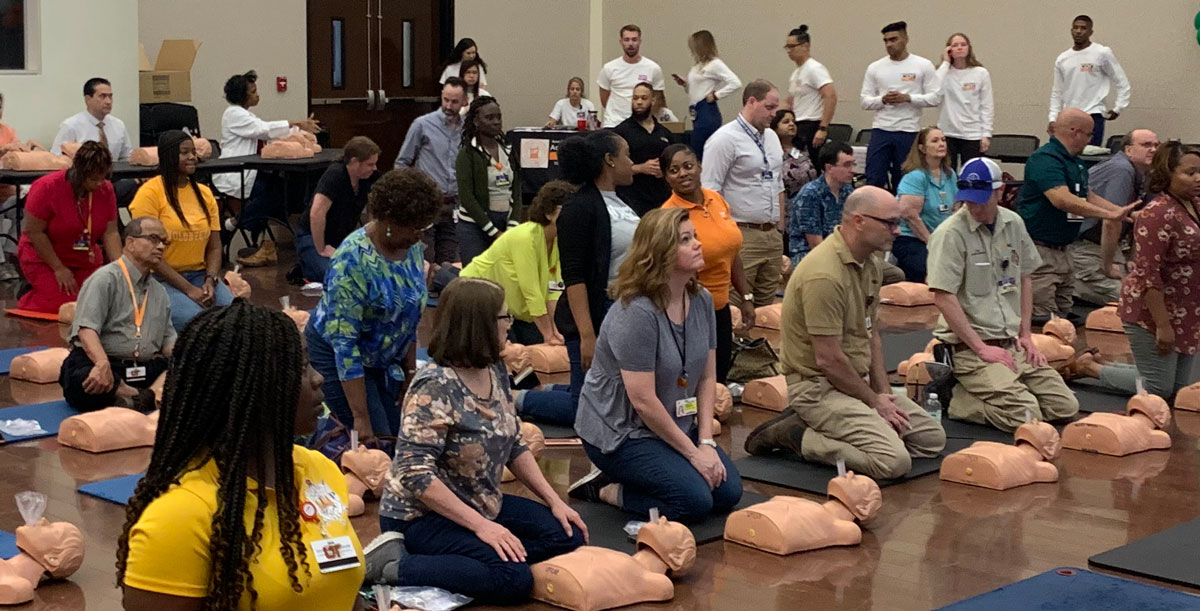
[564,337,585,417]
[458,210,510,266]
[691,99,722,161]
[1097,323,1197,400]
[582,429,742,524]
[865,129,917,191]
[380,495,585,605]
[517,385,575,427]
[239,172,281,236]
[891,235,928,283]
[305,324,402,436]
[161,270,235,331]
[294,230,331,284]
[1090,113,1106,147]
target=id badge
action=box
[495,173,512,188]
[998,277,1017,294]
[761,170,774,180]
[548,280,564,292]
[125,366,147,382]
[865,316,873,331]
[675,396,698,417]
[72,237,89,251]
[309,536,361,574]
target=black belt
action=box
[1033,240,1067,251]
[737,222,776,231]
[952,338,1015,353]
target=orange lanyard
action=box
[116,258,148,357]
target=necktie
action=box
[97,121,108,150]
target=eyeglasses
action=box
[497,314,514,324]
[782,43,802,50]
[129,234,171,247]
[860,213,902,230]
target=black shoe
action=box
[1065,311,1084,325]
[568,467,610,502]
[744,408,807,456]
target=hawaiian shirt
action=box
[788,176,853,263]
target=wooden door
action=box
[307,0,444,167]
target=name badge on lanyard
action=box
[736,116,773,184]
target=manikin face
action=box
[15,519,85,578]
[342,445,390,489]
[827,471,884,522]
[1015,421,1062,460]
[636,517,697,575]
[1129,394,1171,429]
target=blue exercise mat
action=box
[0,346,48,375]
[937,567,1200,610]
[0,531,16,560]
[0,400,79,442]
[77,473,144,505]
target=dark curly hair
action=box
[1147,141,1200,196]
[156,130,211,229]
[461,95,499,148]
[115,301,310,610]
[224,70,258,106]
[66,141,113,195]
[527,180,575,225]
[368,167,443,230]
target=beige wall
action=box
[138,0,309,139]
[0,0,139,146]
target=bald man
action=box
[1069,129,1159,305]
[745,186,946,480]
[1016,108,1136,321]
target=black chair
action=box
[139,102,201,146]
[826,123,853,144]
[1105,134,1124,152]
[854,129,872,146]
[987,135,1040,164]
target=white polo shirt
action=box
[700,114,785,224]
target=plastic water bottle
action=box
[925,392,942,421]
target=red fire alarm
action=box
[276,76,288,92]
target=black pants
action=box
[59,347,168,413]
[945,137,982,171]
[793,120,824,163]
[422,196,460,264]
[509,319,545,346]
[891,235,929,283]
[715,305,732,384]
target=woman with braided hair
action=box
[455,95,521,265]
[16,140,122,312]
[118,301,365,609]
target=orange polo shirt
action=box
[662,188,743,309]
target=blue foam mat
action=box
[77,473,144,505]
[937,567,1200,610]
[0,531,16,560]
[0,346,48,375]
[0,400,79,442]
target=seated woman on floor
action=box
[364,276,587,605]
[129,130,232,331]
[569,208,742,523]
[16,142,121,313]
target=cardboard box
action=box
[139,39,201,103]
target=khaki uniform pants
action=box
[1068,240,1123,306]
[787,374,947,480]
[1030,244,1073,318]
[731,227,782,308]
[948,345,1079,432]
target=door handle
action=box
[377,89,388,109]
[366,89,376,111]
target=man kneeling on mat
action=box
[59,217,173,412]
[744,186,946,480]
[926,158,1078,432]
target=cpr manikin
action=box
[1175,382,1200,412]
[531,516,696,611]
[129,147,159,166]
[742,375,787,412]
[1061,393,1172,456]
[1085,305,1123,333]
[279,296,309,332]
[0,492,85,605]
[751,304,782,348]
[261,140,314,159]
[341,432,391,517]
[0,151,69,171]
[879,281,935,307]
[57,407,158,453]
[224,268,251,299]
[939,421,1061,490]
[724,470,882,555]
[8,348,70,384]
[501,422,546,484]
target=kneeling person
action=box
[60,217,174,412]
[745,186,946,480]
[927,158,1079,431]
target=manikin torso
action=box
[1062,394,1172,456]
[57,407,157,453]
[0,518,85,605]
[940,421,1061,490]
[724,472,882,555]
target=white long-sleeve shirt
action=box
[1047,42,1131,121]
[935,63,994,140]
[212,105,292,199]
[685,58,742,107]
[50,111,133,161]
[859,54,940,132]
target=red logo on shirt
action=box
[962,83,977,91]
[1080,64,1095,73]
[900,73,917,82]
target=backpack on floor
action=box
[727,336,781,383]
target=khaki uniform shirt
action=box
[927,206,1042,344]
[70,255,175,359]
[781,227,882,378]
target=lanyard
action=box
[735,115,771,172]
[666,295,689,388]
[76,193,93,238]
[116,258,149,358]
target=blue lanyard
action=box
[735,115,771,171]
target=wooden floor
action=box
[2,246,1199,611]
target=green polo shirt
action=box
[1017,136,1089,246]
[780,227,882,378]
[927,207,1042,344]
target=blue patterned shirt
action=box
[310,228,427,382]
[788,176,853,263]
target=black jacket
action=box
[554,183,614,339]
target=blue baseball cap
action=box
[956,157,1003,204]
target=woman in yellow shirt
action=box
[118,301,364,610]
[460,180,571,346]
[129,130,231,331]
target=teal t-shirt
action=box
[897,168,958,238]
[1017,137,1089,246]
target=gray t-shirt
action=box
[602,190,640,284]
[575,290,717,452]
[1080,151,1140,241]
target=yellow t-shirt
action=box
[129,176,220,272]
[123,446,365,609]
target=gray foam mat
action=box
[570,490,768,552]
[941,418,1017,443]
[1089,517,1200,589]
[1069,379,1131,413]
[882,329,935,373]
[534,422,578,439]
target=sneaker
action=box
[743,408,806,456]
[362,531,406,586]
[0,262,19,282]
[238,239,278,267]
[568,467,611,502]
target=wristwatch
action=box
[699,438,718,449]
[742,293,754,303]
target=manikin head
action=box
[636,517,696,576]
[827,471,883,522]
[1042,316,1077,345]
[1014,421,1062,460]
[1128,394,1171,429]
[16,519,85,579]
[341,446,390,492]
[520,421,546,456]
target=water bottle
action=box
[925,392,942,421]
